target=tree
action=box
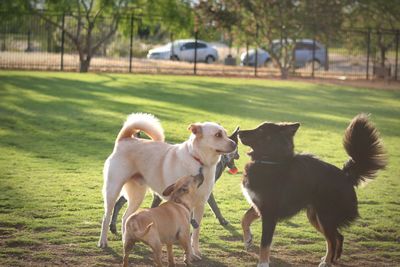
[346,0,400,68]
[24,0,131,72]
[197,1,307,78]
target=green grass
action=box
[0,71,399,267]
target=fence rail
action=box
[0,13,399,81]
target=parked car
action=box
[147,39,218,63]
[241,39,327,69]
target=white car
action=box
[147,39,219,64]
[241,39,327,69]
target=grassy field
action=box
[0,71,399,267]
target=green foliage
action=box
[0,71,399,266]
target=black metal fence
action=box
[1,13,399,80]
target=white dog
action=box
[98,113,236,258]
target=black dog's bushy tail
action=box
[343,114,387,186]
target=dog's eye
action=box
[179,187,188,193]
[215,132,222,138]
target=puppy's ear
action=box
[162,183,175,197]
[282,123,300,136]
[229,126,240,143]
[188,123,202,136]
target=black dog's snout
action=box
[194,173,204,188]
[230,140,237,149]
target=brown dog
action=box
[122,174,204,267]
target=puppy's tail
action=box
[342,114,387,186]
[133,222,153,238]
[116,113,164,143]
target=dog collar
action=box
[175,201,191,214]
[192,155,204,176]
[254,160,282,165]
[192,155,204,166]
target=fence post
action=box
[170,32,174,59]
[366,28,371,80]
[60,12,65,71]
[129,13,134,73]
[254,24,258,77]
[246,41,249,65]
[194,31,198,75]
[395,29,399,81]
[312,36,316,78]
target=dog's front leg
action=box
[242,206,260,250]
[257,216,277,267]
[179,226,200,265]
[208,193,228,225]
[191,202,205,258]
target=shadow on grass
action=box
[1,73,399,165]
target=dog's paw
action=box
[318,262,332,267]
[192,248,202,259]
[184,254,201,265]
[219,218,229,226]
[109,224,117,235]
[191,254,201,262]
[257,262,269,267]
[97,240,108,248]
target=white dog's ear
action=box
[188,123,202,136]
[162,183,175,197]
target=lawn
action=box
[0,71,399,267]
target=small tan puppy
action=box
[122,174,204,267]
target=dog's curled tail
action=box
[116,113,165,143]
[342,113,387,186]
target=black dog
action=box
[109,127,240,234]
[238,114,386,267]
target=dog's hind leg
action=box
[98,172,126,248]
[110,196,127,234]
[122,237,134,267]
[150,242,163,267]
[307,206,323,234]
[208,192,228,225]
[121,179,147,235]
[335,231,344,261]
[242,206,260,250]
[307,207,328,261]
[166,244,175,267]
[316,217,338,267]
[307,207,343,265]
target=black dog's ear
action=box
[162,183,175,197]
[229,126,240,142]
[282,123,300,136]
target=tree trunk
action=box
[79,57,91,72]
[325,45,329,71]
[380,47,385,67]
[280,67,289,79]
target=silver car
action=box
[147,39,219,64]
[241,39,327,69]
